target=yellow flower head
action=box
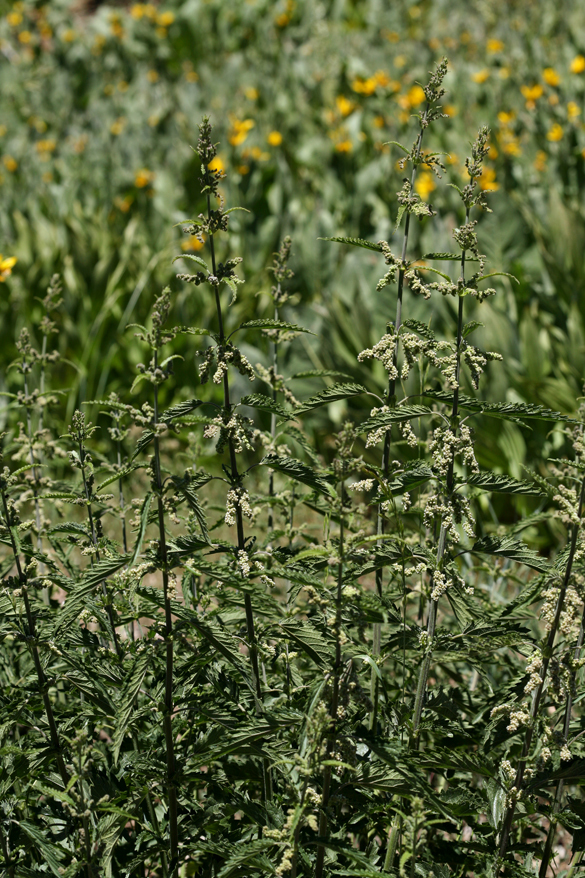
[135,168,154,187]
[3,156,17,172]
[7,11,23,26]
[0,255,17,281]
[568,101,581,118]
[543,67,560,87]
[336,95,355,116]
[471,69,490,84]
[534,150,547,171]
[414,171,436,199]
[351,76,377,96]
[267,131,283,146]
[497,110,515,125]
[521,83,543,102]
[479,167,498,191]
[335,140,353,153]
[570,55,585,74]
[547,123,564,141]
[130,4,145,19]
[228,118,255,147]
[147,69,159,83]
[157,11,175,26]
[110,117,126,136]
[181,237,205,252]
[487,39,504,53]
[245,87,259,100]
[208,156,224,173]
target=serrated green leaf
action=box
[462,320,484,338]
[319,236,384,252]
[171,473,211,543]
[235,318,314,334]
[463,472,545,495]
[96,462,143,492]
[130,429,155,462]
[290,369,353,380]
[172,253,209,270]
[421,251,479,262]
[470,535,549,572]
[422,389,576,422]
[160,398,204,423]
[294,382,366,413]
[402,318,436,341]
[278,621,333,666]
[240,393,292,420]
[112,648,153,764]
[361,405,432,432]
[259,454,334,496]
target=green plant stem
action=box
[383,815,401,872]
[78,442,120,657]
[268,303,279,536]
[371,112,427,732]
[1,488,70,790]
[497,471,585,866]
[206,208,271,806]
[315,476,345,878]
[152,360,180,872]
[411,207,469,744]
[538,600,585,877]
[22,367,47,605]
[0,825,14,878]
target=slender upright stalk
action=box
[371,111,428,732]
[151,356,179,870]
[315,472,345,878]
[0,486,70,790]
[497,472,585,865]
[206,197,264,706]
[538,604,585,878]
[410,205,469,744]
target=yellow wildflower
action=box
[335,140,353,153]
[471,69,489,84]
[534,150,547,171]
[479,167,498,190]
[142,4,157,18]
[521,84,543,101]
[382,30,399,42]
[543,67,560,87]
[443,104,457,116]
[414,171,436,199]
[568,101,581,118]
[237,165,250,175]
[374,70,392,87]
[0,255,17,281]
[497,111,515,125]
[110,117,126,136]
[502,138,521,156]
[228,118,255,146]
[208,156,224,173]
[394,54,407,68]
[267,131,283,146]
[147,69,159,83]
[250,146,269,161]
[135,168,153,187]
[499,67,510,79]
[36,139,56,153]
[488,145,498,159]
[571,55,585,74]
[181,237,205,252]
[245,87,259,100]
[114,196,133,212]
[61,29,76,42]
[373,115,385,128]
[118,80,129,92]
[18,30,31,44]
[130,4,145,18]
[487,39,504,53]
[398,84,426,109]
[3,156,17,172]
[336,95,355,116]
[351,77,377,96]
[157,11,175,26]
[185,70,198,82]
[547,123,563,141]
[7,12,23,26]
[0,126,6,137]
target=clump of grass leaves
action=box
[1,60,585,878]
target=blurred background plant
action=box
[0,0,584,493]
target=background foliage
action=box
[2,2,585,878]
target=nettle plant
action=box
[1,60,585,878]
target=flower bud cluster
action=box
[429,425,478,476]
[224,488,254,527]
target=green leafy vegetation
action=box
[1,4,585,877]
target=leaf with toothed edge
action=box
[319,236,384,252]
